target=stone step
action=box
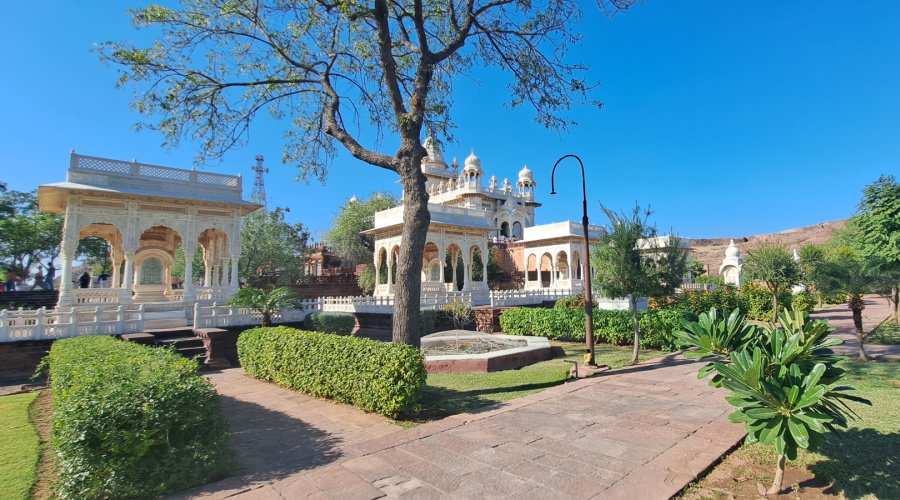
[157,336,205,349]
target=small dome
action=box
[349,194,359,203]
[463,149,482,172]
[518,164,535,183]
[725,240,741,258]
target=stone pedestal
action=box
[195,328,232,369]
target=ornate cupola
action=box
[461,149,484,185]
[516,164,536,194]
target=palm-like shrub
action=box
[227,287,304,326]
[715,348,870,494]
[674,307,760,383]
[759,309,845,384]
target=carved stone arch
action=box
[572,250,582,280]
[556,250,569,280]
[526,253,538,282]
[540,252,553,288]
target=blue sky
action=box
[2,1,898,242]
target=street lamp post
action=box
[550,154,596,367]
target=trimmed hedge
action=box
[304,311,356,335]
[237,327,426,418]
[420,308,437,335]
[44,336,232,500]
[499,307,691,350]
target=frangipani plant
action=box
[715,348,870,495]
[674,307,760,384]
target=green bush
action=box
[820,291,847,305]
[304,311,356,335]
[420,308,437,335]
[737,282,793,321]
[554,293,596,310]
[498,307,690,349]
[791,291,817,312]
[663,286,741,316]
[694,275,725,285]
[45,336,232,500]
[237,326,426,417]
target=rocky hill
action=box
[690,219,847,276]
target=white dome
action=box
[463,149,482,172]
[725,240,741,258]
[349,194,359,203]
[518,164,535,184]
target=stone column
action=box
[57,251,76,307]
[183,250,194,299]
[111,259,121,289]
[482,244,488,284]
[230,255,239,289]
[374,251,381,288]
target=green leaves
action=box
[46,336,232,499]
[228,286,304,327]
[237,326,427,418]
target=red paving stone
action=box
[171,299,893,499]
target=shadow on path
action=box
[218,395,344,484]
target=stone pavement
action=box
[174,355,746,500]
[810,294,900,359]
[171,297,899,500]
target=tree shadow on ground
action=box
[807,427,899,499]
[412,380,563,422]
[188,394,345,493]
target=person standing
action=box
[4,270,18,291]
[45,263,56,290]
[78,272,91,289]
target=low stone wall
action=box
[0,290,59,310]
[287,282,363,300]
[0,339,54,381]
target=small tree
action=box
[592,204,689,364]
[357,264,376,296]
[439,299,474,330]
[743,241,801,322]
[239,208,309,287]
[798,244,826,306]
[852,175,900,324]
[227,287,304,327]
[323,193,398,268]
[816,248,878,360]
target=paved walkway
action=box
[810,294,900,359]
[172,297,898,500]
[175,356,745,500]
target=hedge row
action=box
[237,327,426,417]
[45,336,232,500]
[304,311,356,335]
[651,283,816,321]
[499,307,692,349]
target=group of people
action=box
[2,263,56,292]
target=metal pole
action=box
[550,155,596,367]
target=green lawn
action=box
[720,360,900,499]
[866,321,900,345]
[0,392,41,500]
[409,341,663,422]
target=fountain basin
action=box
[422,331,552,373]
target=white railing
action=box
[72,153,241,189]
[75,289,122,305]
[194,287,232,302]
[489,289,574,307]
[192,302,309,329]
[678,283,719,292]
[0,306,145,342]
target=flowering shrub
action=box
[791,291,817,312]
[554,293,597,310]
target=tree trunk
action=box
[893,286,899,324]
[851,303,868,361]
[392,152,430,347]
[767,454,786,495]
[772,286,779,325]
[262,312,271,327]
[630,295,640,365]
